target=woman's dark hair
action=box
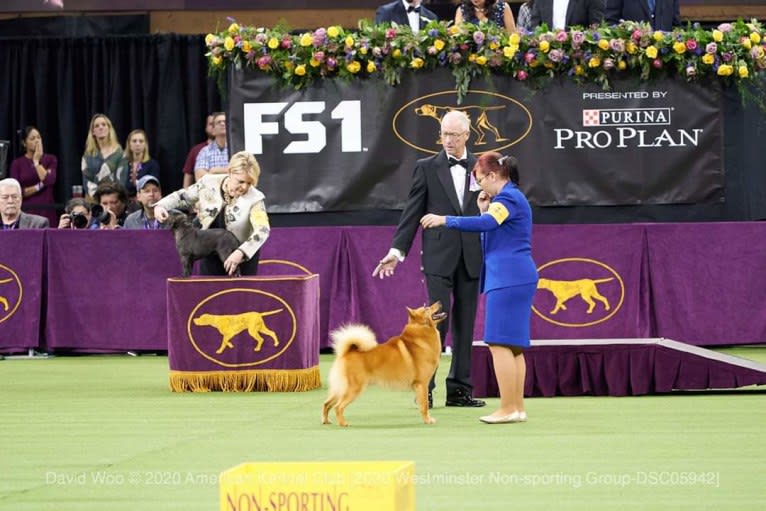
[474,151,521,185]
[17,125,40,153]
[461,0,498,19]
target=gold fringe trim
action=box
[168,366,321,393]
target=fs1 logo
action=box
[244,101,362,155]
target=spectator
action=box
[194,112,229,182]
[57,198,96,230]
[81,113,127,199]
[455,0,516,33]
[516,0,535,33]
[0,178,49,229]
[92,181,129,229]
[124,129,160,199]
[124,175,163,230]
[530,0,604,30]
[375,0,439,34]
[9,126,58,226]
[605,0,680,32]
[182,114,215,188]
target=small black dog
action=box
[165,210,241,277]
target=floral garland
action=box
[205,18,766,102]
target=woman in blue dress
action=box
[421,152,538,424]
[454,0,517,33]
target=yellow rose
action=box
[489,41,499,50]
[228,23,239,34]
[468,53,477,63]
[392,48,402,58]
[204,33,215,46]
[409,57,424,69]
[575,64,585,75]
[509,33,521,45]
[673,41,686,54]
[211,55,222,66]
[299,33,313,47]
[540,40,550,53]
[310,58,320,67]
[646,45,658,59]
[716,64,733,76]
[284,61,295,71]
[702,53,715,65]
[223,37,235,52]
[268,38,279,50]
[751,32,762,44]
[360,47,368,55]
[327,26,340,38]
[347,61,361,73]
[294,64,307,76]
[626,41,638,54]
[367,61,376,73]
[242,41,252,53]
[712,30,723,42]
[448,25,460,36]
[653,30,664,41]
[434,39,445,51]
[476,55,487,65]
[618,60,627,70]
[345,36,355,48]
[503,46,517,58]
[738,65,749,78]
[588,56,601,68]
[598,39,609,51]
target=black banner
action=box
[228,69,723,212]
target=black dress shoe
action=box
[445,389,486,407]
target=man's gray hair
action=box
[440,110,471,132]
[0,178,22,195]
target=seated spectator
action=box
[124,129,160,200]
[454,0,516,33]
[375,0,439,33]
[58,198,97,230]
[516,0,535,33]
[9,126,58,226]
[605,0,680,32]
[194,112,229,182]
[124,175,163,230]
[530,0,604,30]
[92,181,129,229]
[0,178,49,229]
[81,113,127,199]
[182,114,215,188]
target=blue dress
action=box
[460,1,506,28]
[445,182,538,348]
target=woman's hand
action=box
[58,214,72,229]
[33,140,43,165]
[224,249,244,276]
[477,191,491,213]
[420,214,446,229]
[154,205,169,222]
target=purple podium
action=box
[166,275,321,392]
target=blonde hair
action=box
[124,129,151,164]
[228,151,261,186]
[84,114,121,157]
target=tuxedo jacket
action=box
[605,0,680,32]
[391,151,482,278]
[530,0,605,29]
[18,212,49,229]
[374,1,439,28]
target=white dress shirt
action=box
[552,0,569,29]
[402,0,422,33]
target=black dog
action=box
[165,211,241,277]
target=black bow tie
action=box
[407,5,420,13]
[448,157,469,168]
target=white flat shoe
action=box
[479,412,520,424]
[518,411,528,422]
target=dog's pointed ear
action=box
[406,306,415,319]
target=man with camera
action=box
[58,198,95,229]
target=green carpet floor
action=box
[1,348,765,510]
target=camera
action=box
[90,204,111,225]
[69,212,89,229]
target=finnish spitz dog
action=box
[321,302,446,427]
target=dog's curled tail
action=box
[331,324,377,357]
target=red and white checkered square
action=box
[582,110,600,126]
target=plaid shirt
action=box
[194,141,229,173]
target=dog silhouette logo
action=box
[0,264,23,325]
[187,288,297,368]
[393,89,532,154]
[533,258,624,328]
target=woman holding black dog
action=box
[154,151,270,276]
[420,152,538,424]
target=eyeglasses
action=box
[439,131,466,139]
[473,171,491,185]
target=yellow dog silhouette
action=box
[0,277,12,311]
[537,278,613,314]
[414,104,509,145]
[193,309,282,354]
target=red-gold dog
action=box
[321,302,446,427]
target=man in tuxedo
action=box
[0,178,48,229]
[373,110,485,409]
[530,0,605,30]
[375,0,439,33]
[605,0,680,32]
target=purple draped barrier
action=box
[166,275,320,392]
[646,222,766,346]
[45,230,181,351]
[0,231,45,352]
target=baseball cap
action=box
[136,175,160,191]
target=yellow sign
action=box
[220,461,415,511]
